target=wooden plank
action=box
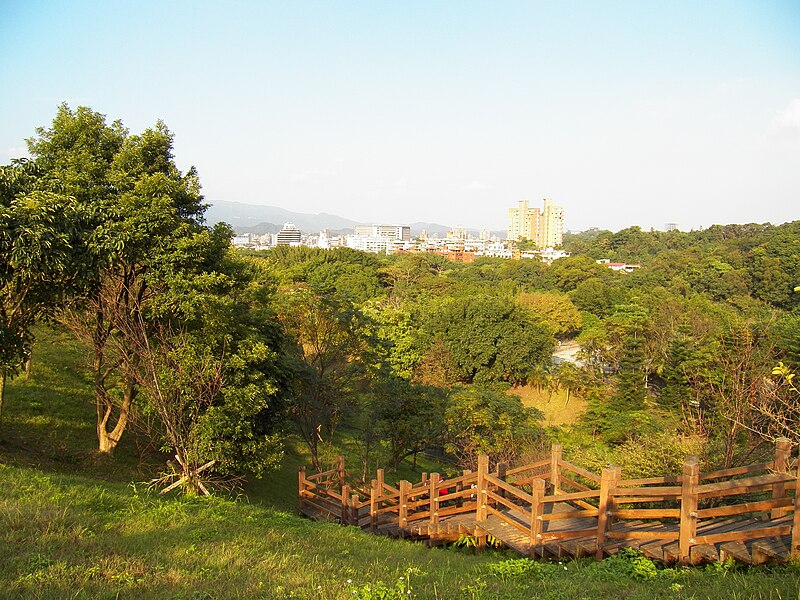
[486,490,532,522]
[507,458,550,476]
[696,497,794,519]
[614,485,682,497]
[559,474,592,493]
[697,525,792,545]
[541,527,599,542]
[542,508,599,521]
[606,529,679,541]
[611,508,680,519]
[486,505,531,536]
[560,460,602,483]
[700,462,773,481]
[594,467,619,560]
[696,472,794,496]
[485,473,537,505]
[719,541,753,565]
[543,489,601,503]
[617,475,681,486]
[751,538,790,565]
[689,544,719,565]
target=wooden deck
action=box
[299,440,800,565]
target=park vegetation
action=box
[2,105,800,597]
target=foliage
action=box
[423,295,555,385]
[443,386,544,469]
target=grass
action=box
[2,327,800,598]
[512,383,588,426]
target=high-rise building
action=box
[276,222,302,245]
[507,199,563,247]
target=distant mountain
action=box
[205,200,506,238]
[205,200,362,234]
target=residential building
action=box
[507,198,564,247]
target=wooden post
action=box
[430,472,440,536]
[370,478,379,531]
[376,468,384,493]
[595,467,618,560]
[399,480,410,535]
[341,483,350,526]
[496,462,507,500]
[772,438,791,519]
[298,466,306,514]
[351,493,360,528]
[476,455,489,522]
[679,458,700,565]
[528,478,546,558]
[791,457,800,560]
[551,444,563,495]
[337,455,345,488]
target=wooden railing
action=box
[299,439,800,564]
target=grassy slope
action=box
[1,328,799,599]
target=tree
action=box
[28,105,215,454]
[0,160,85,431]
[443,386,543,469]
[516,291,582,337]
[423,295,554,385]
[278,287,372,470]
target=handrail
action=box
[300,439,800,564]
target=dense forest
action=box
[2,104,799,496]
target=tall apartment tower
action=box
[507,199,563,247]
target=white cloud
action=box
[390,177,408,188]
[289,169,338,183]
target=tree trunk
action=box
[23,354,32,379]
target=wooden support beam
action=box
[791,458,800,560]
[370,478,378,531]
[679,458,700,565]
[337,455,345,488]
[528,478,545,558]
[341,483,350,526]
[399,480,411,536]
[430,472,440,535]
[595,466,619,560]
[772,437,792,519]
[551,443,563,495]
[298,466,306,514]
[476,455,489,522]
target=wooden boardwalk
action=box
[299,440,800,565]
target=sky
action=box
[1,1,799,232]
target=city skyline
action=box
[2,2,799,232]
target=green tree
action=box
[444,386,543,469]
[423,295,554,385]
[28,105,216,454]
[0,160,85,431]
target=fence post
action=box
[528,478,546,558]
[772,438,792,519]
[337,455,345,488]
[341,483,350,526]
[430,472,440,536]
[496,462,507,501]
[351,493,360,528]
[679,457,700,565]
[399,480,410,536]
[476,455,489,522]
[551,443,563,494]
[792,457,800,560]
[370,478,379,531]
[595,467,618,560]
[298,466,306,514]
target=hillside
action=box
[1,329,799,599]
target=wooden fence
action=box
[299,439,800,564]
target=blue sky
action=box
[1,1,798,231]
